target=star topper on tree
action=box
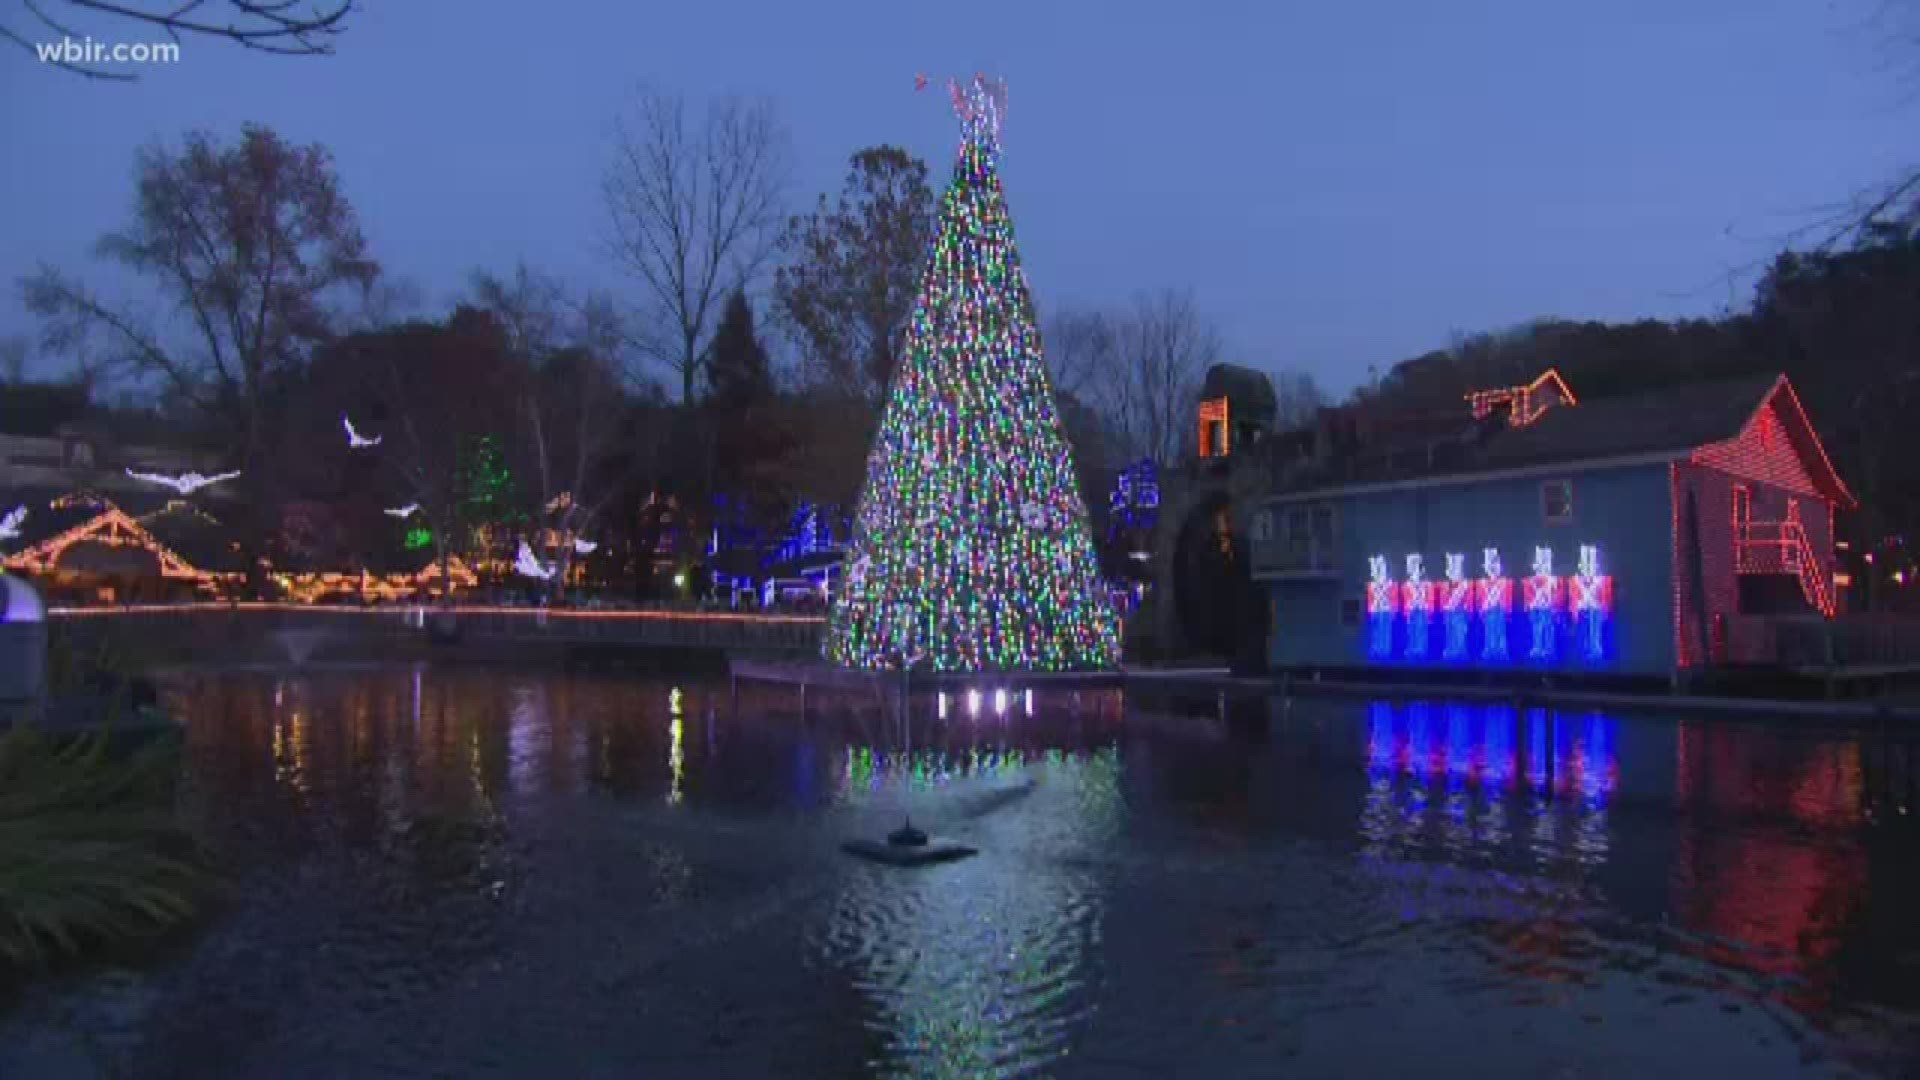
[948,72,1008,148]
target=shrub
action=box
[0,728,210,972]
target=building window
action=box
[1198,397,1230,458]
[1542,480,1573,523]
[1340,596,1361,627]
[1252,510,1274,543]
[1263,503,1337,573]
[1310,505,1334,564]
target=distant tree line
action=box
[6,104,1313,600]
[16,80,1914,603]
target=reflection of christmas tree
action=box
[826,76,1119,672]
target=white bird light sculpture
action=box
[124,468,241,495]
[384,504,420,519]
[343,414,382,449]
[0,505,26,541]
[572,537,597,555]
[514,541,555,581]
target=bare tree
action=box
[471,265,651,600]
[22,124,376,521]
[470,262,568,363]
[4,0,353,81]
[1095,290,1220,467]
[603,88,789,405]
[1269,369,1328,430]
[1041,306,1116,406]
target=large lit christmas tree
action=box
[826,75,1120,672]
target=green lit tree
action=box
[457,433,522,570]
[825,76,1120,672]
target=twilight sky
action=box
[1,0,1913,395]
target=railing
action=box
[1773,616,1920,669]
[1736,520,1833,616]
[47,602,826,654]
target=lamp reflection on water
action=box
[668,686,684,806]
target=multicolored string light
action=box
[825,76,1120,672]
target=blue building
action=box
[1247,372,1854,682]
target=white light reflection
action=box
[967,689,981,716]
[667,686,685,806]
[993,688,1007,715]
[938,691,949,720]
[1024,688,1034,717]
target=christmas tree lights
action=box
[826,75,1120,672]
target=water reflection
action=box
[137,669,1920,1077]
[820,748,1119,1078]
[1360,700,1618,871]
[667,686,685,806]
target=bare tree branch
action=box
[603,87,789,404]
[1066,290,1218,467]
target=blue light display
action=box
[1363,699,1618,805]
[1361,544,1613,669]
[767,502,843,567]
[1441,553,1473,661]
[1107,458,1160,539]
[1402,554,1433,660]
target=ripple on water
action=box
[813,859,1103,1079]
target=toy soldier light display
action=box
[1366,554,1398,660]
[1570,543,1613,662]
[1524,545,1562,661]
[1478,548,1513,662]
[1442,552,1474,661]
[1402,553,1434,660]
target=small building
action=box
[1195,364,1278,461]
[1248,372,1854,682]
[1,491,237,603]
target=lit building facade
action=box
[1249,373,1853,680]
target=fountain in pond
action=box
[268,628,332,668]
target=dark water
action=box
[7,665,1920,1078]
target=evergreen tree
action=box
[705,290,789,531]
[707,290,773,409]
[826,76,1120,672]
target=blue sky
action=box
[1,0,1913,394]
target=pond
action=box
[5,664,1920,1078]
